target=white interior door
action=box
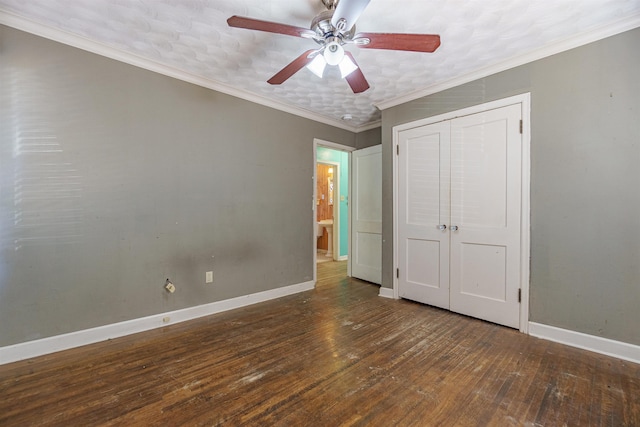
[351,145,382,284]
[397,122,450,309]
[449,104,522,328]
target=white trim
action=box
[392,93,531,133]
[348,151,352,278]
[376,14,640,111]
[314,139,356,153]
[378,287,396,299]
[0,280,314,365]
[337,255,348,261]
[529,322,640,365]
[356,121,382,132]
[313,141,318,284]
[392,125,400,299]
[2,9,638,131]
[0,10,370,133]
[391,94,531,333]
[519,95,531,334]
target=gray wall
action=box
[382,28,640,345]
[0,26,357,347]
[355,126,382,149]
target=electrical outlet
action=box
[206,271,213,283]
[163,317,170,323]
[165,279,176,293]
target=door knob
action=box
[450,225,459,231]
[437,224,447,231]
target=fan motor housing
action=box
[311,10,355,43]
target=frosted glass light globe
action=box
[324,41,344,66]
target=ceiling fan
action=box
[227,0,440,93]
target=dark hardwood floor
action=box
[1,261,638,426]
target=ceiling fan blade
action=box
[268,50,318,85]
[343,52,369,93]
[227,15,316,38]
[331,0,371,33]
[354,32,441,53]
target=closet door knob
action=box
[450,225,459,231]
[437,224,447,231]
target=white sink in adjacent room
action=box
[318,219,334,258]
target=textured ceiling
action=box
[1,0,639,130]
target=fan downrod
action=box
[321,0,339,10]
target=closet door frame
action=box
[392,93,531,334]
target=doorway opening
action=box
[313,139,354,284]
[316,161,339,264]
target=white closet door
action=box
[351,145,382,284]
[397,122,450,309]
[449,104,522,328]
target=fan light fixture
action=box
[306,46,358,79]
[228,0,441,94]
[307,54,326,78]
[324,41,344,65]
[338,55,358,77]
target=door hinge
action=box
[519,119,523,134]
[396,145,399,155]
[518,288,522,303]
[396,268,400,279]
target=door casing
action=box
[313,139,355,284]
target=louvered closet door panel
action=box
[449,104,522,328]
[397,122,450,309]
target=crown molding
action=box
[375,14,640,111]
[0,10,369,133]
[354,120,381,132]
[8,6,633,133]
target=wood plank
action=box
[1,261,638,426]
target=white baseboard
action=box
[337,255,348,261]
[0,280,314,366]
[378,286,395,299]
[529,322,640,365]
